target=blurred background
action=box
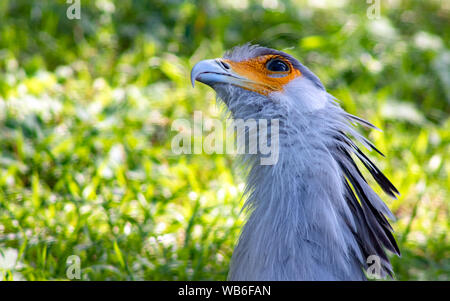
[0,0,448,280]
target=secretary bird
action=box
[191,44,400,280]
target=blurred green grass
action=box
[0,0,448,280]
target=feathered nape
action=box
[327,98,401,277]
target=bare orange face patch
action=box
[222,55,301,95]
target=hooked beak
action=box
[190,59,248,88]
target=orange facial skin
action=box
[222,55,301,95]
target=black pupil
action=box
[267,59,289,72]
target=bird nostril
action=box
[219,60,230,70]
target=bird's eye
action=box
[266,59,289,72]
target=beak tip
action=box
[190,70,196,88]
[191,59,227,89]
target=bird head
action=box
[191,44,328,119]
